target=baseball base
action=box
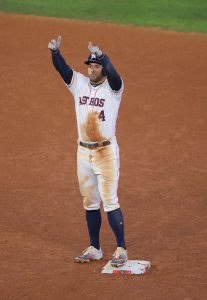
[101,260,151,275]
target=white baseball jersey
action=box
[65,71,124,143]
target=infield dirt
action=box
[0,13,207,300]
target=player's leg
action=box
[107,208,126,249]
[77,146,101,211]
[93,143,127,266]
[76,146,103,262]
[86,209,102,250]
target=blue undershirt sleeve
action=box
[51,50,73,85]
[99,54,122,92]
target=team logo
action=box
[79,96,105,107]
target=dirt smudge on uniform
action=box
[83,184,97,208]
[78,175,89,188]
[78,174,97,208]
[98,162,117,198]
[94,145,119,202]
[83,196,92,208]
[81,112,105,142]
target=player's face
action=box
[88,63,105,84]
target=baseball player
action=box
[48,36,127,267]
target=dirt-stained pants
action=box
[77,140,120,212]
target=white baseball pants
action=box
[77,140,120,212]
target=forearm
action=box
[51,50,73,85]
[100,55,122,91]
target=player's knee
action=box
[101,193,120,212]
[83,197,101,210]
[103,201,120,212]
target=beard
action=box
[89,73,104,84]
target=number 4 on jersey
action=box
[99,110,105,121]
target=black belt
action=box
[79,140,111,149]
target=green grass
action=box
[0,0,207,32]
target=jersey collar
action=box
[89,78,107,88]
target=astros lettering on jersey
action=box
[67,71,124,143]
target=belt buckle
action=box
[88,143,98,149]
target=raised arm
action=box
[88,42,122,92]
[48,36,73,85]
